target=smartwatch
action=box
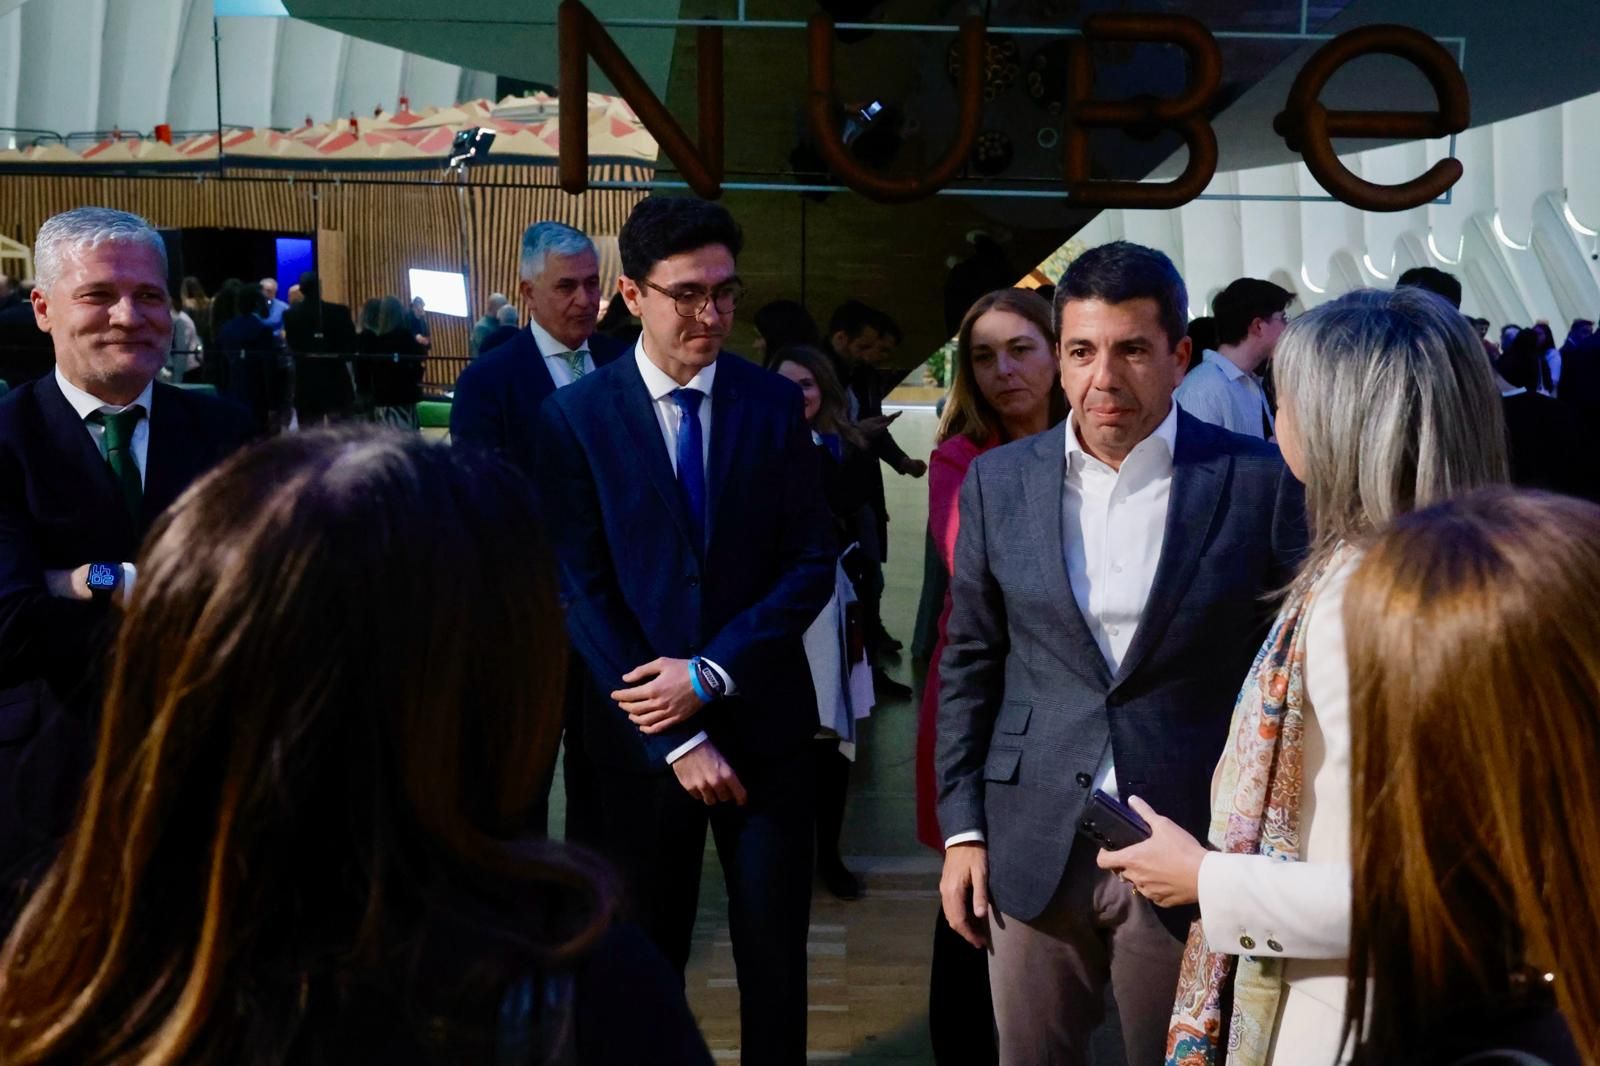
[86,562,121,602]
[690,657,727,702]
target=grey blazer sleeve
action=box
[934,458,1009,840]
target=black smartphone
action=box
[1076,789,1152,851]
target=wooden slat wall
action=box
[0,164,651,387]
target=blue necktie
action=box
[672,388,707,549]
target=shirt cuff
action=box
[944,830,986,847]
[666,731,709,764]
[120,563,138,606]
[701,658,736,697]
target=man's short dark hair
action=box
[618,196,743,282]
[1396,266,1462,309]
[298,272,321,301]
[869,308,901,343]
[1054,241,1188,348]
[1212,277,1294,346]
[827,300,879,340]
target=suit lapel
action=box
[706,353,742,550]
[1022,426,1113,687]
[610,354,698,552]
[1112,412,1227,689]
[514,330,559,401]
[36,373,138,546]
[143,384,201,527]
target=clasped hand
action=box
[1093,796,1207,907]
[612,657,705,735]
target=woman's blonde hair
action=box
[1343,488,1600,1064]
[938,288,1066,445]
[1272,286,1508,596]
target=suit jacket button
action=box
[1239,935,1256,950]
[1075,772,1092,787]
[1267,938,1283,953]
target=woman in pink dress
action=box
[917,288,1066,1062]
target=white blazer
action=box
[1196,555,1359,1066]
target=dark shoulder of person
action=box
[571,921,713,1066]
[1428,997,1583,1066]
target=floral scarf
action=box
[1165,547,1350,1066]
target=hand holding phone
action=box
[1076,789,1152,852]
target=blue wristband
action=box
[687,658,711,702]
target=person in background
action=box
[593,293,642,343]
[259,276,289,337]
[536,196,836,1065]
[0,207,247,902]
[1531,321,1559,395]
[165,293,200,383]
[1173,277,1292,439]
[471,291,509,357]
[0,431,713,1065]
[282,272,358,426]
[1487,321,1596,500]
[826,300,926,698]
[0,275,15,311]
[477,302,523,357]
[201,279,241,387]
[1100,286,1507,1066]
[1184,315,1218,371]
[215,282,284,436]
[754,299,822,367]
[0,285,53,388]
[937,242,1306,1066]
[771,344,876,903]
[920,288,1065,1066]
[286,282,303,306]
[178,276,210,373]
[1342,488,1595,1066]
[408,295,432,352]
[356,296,425,430]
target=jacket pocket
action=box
[983,746,1021,783]
[995,701,1031,735]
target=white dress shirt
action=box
[1173,349,1273,439]
[55,367,152,598]
[632,341,734,764]
[944,405,1177,847]
[530,318,595,388]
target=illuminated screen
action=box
[407,268,469,317]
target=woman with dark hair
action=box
[1339,488,1595,1066]
[355,295,426,429]
[771,345,875,902]
[178,276,209,383]
[0,431,711,1066]
[920,287,1064,1066]
[754,300,822,367]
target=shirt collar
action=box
[1064,402,1178,473]
[635,335,717,401]
[55,367,154,421]
[528,317,589,359]
[1202,348,1248,382]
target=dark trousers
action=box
[930,906,999,1066]
[813,738,850,869]
[594,746,815,1066]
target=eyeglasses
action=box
[642,278,744,319]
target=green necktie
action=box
[90,407,144,521]
[564,350,588,380]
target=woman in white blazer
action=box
[1097,286,1509,1066]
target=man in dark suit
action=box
[537,197,835,1064]
[936,242,1305,1065]
[450,222,628,845]
[0,295,54,390]
[451,221,629,474]
[282,271,358,424]
[0,207,247,895]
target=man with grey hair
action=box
[449,219,629,842]
[470,291,509,356]
[0,207,247,888]
[259,276,289,336]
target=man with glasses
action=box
[537,196,836,1065]
[1173,277,1293,440]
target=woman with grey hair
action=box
[1098,286,1509,1066]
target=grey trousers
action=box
[988,847,1187,1066]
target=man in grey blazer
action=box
[936,241,1306,1065]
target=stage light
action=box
[447,127,497,169]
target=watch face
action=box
[87,563,120,591]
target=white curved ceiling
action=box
[0,0,497,142]
[1070,89,1600,336]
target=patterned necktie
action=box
[90,406,145,521]
[672,388,707,550]
[564,350,588,381]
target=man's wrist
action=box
[688,657,727,702]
